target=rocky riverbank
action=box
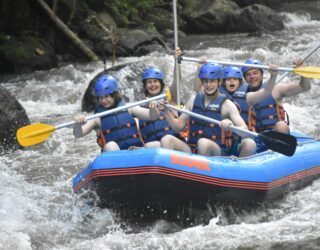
[1,0,317,75]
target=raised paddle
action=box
[165,104,297,156]
[173,0,181,105]
[179,56,320,79]
[17,93,168,147]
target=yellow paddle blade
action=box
[17,123,56,147]
[292,66,320,78]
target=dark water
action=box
[1,11,320,250]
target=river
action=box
[1,11,320,250]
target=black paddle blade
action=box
[258,130,297,156]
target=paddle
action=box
[165,104,297,156]
[173,0,181,105]
[17,93,168,147]
[179,56,320,79]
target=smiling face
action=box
[98,94,115,108]
[144,78,162,97]
[244,69,263,91]
[224,77,241,94]
[201,78,220,96]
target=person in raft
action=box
[243,57,311,134]
[158,63,257,157]
[178,48,278,131]
[73,74,159,152]
[138,66,185,147]
[243,57,311,152]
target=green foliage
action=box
[111,0,162,22]
[0,45,28,63]
[0,34,11,43]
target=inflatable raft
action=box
[72,132,320,223]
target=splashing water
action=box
[1,11,320,250]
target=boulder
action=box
[0,34,58,74]
[232,0,280,8]
[0,86,30,154]
[227,4,284,33]
[116,28,169,56]
[181,0,240,33]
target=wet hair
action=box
[110,91,122,106]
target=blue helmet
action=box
[222,66,243,79]
[142,67,164,81]
[242,58,263,75]
[198,63,222,79]
[94,75,118,97]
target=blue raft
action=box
[72,132,320,223]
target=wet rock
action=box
[145,7,183,35]
[117,28,169,56]
[227,4,284,33]
[117,29,154,53]
[232,0,280,8]
[0,86,30,154]
[79,13,117,44]
[181,0,240,33]
[0,34,58,74]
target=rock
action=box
[0,35,58,74]
[117,29,154,53]
[79,13,117,44]
[134,43,167,57]
[145,7,176,34]
[181,0,240,33]
[116,28,169,56]
[161,29,186,39]
[232,0,280,8]
[0,86,30,154]
[227,4,284,33]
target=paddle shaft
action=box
[173,0,180,106]
[276,43,320,83]
[55,93,167,130]
[165,104,258,139]
[181,56,294,72]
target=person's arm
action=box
[129,101,160,120]
[221,99,248,131]
[73,114,100,138]
[273,57,311,100]
[170,47,182,105]
[159,95,195,132]
[246,64,278,107]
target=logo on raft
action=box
[170,154,211,171]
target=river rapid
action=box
[1,12,320,250]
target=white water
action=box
[1,12,320,250]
